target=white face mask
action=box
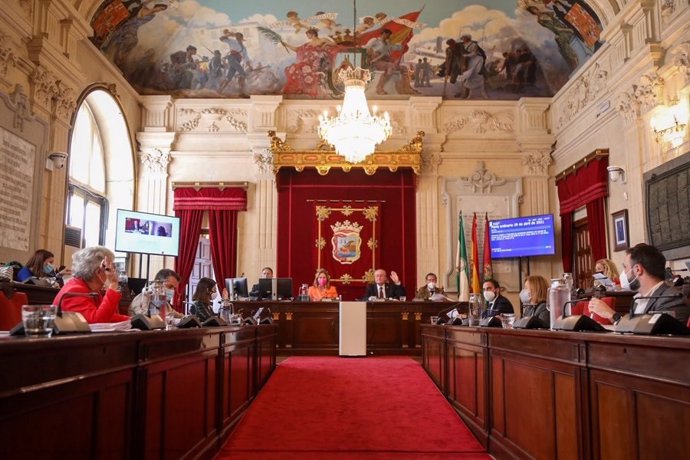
[519,289,531,305]
[483,290,496,302]
[427,282,436,291]
[620,269,640,291]
[211,291,219,300]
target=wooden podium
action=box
[339,301,366,356]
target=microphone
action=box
[629,292,684,317]
[616,292,688,335]
[53,291,97,333]
[434,302,462,324]
[551,298,607,332]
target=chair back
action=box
[569,297,613,325]
[0,289,28,330]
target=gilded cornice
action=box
[268,130,424,176]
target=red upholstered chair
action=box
[569,297,613,325]
[0,289,28,330]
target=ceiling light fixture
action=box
[318,0,392,163]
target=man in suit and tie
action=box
[364,268,406,300]
[589,243,689,324]
[481,279,514,318]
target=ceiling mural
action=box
[90,0,603,100]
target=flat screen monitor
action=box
[114,209,180,256]
[257,278,293,300]
[127,277,147,295]
[225,277,249,299]
[489,214,556,259]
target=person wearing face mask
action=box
[592,258,620,288]
[249,267,274,300]
[308,268,339,301]
[128,268,184,319]
[415,273,446,300]
[520,275,550,327]
[17,249,71,286]
[190,277,221,323]
[53,246,130,323]
[481,279,514,318]
[589,243,689,325]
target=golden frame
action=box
[267,130,425,176]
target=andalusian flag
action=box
[482,213,493,281]
[471,213,481,293]
[456,212,470,301]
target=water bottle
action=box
[149,280,164,318]
[298,283,309,302]
[548,278,571,330]
[468,293,481,326]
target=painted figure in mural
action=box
[356,16,375,35]
[440,39,465,85]
[365,28,402,95]
[420,57,432,87]
[219,31,252,93]
[455,34,487,99]
[314,11,339,32]
[286,11,310,34]
[413,59,422,87]
[168,45,198,90]
[526,6,578,70]
[281,28,337,97]
[511,46,539,91]
[101,3,168,70]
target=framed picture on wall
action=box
[612,209,629,252]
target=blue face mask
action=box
[43,263,54,275]
[165,289,175,302]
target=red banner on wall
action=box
[313,201,381,288]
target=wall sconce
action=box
[607,166,626,184]
[46,151,68,171]
[653,116,687,147]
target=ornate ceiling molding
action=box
[669,41,690,86]
[614,72,664,123]
[268,130,424,176]
[463,161,506,193]
[139,148,171,175]
[54,81,76,121]
[555,62,609,130]
[176,107,248,133]
[0,32,17,80]
[28,65,59,110]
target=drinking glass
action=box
[22,305,57,338]
[500,313,516,329]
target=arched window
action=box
[67,89,134,249]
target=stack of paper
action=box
[89,320,133,332]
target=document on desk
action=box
[90,320,133,332]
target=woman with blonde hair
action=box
[308,268,339,301]
[594,258,620,286]
[519,275,550,327]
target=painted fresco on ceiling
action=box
[90,0,603,100]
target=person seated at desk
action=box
[588,243,689,325]
[593,258,620,288]
[520,275,550,327]
[482,279,514,318]
[53,246,130,323]
[415,272,446,300]
[17,249,71,287]
[129,268,184,319]
[364,268,406,300]
[249,267,273,300]
[308,268,338,301]
[190,277,221,323]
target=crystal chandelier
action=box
[318,66,392,163]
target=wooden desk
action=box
[0,325,277,459]
[233,300,458,355]
[421,325,690,460]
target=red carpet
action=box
[216,357,490,459]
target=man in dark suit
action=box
[249,267,273,300]
[481,279,514,318]
[589,243,689,324]
[364,268,406,300]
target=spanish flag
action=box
[482,213,493,281]
[356,9,423,63]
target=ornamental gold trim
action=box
[268,130,424,175]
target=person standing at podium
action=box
[308,268,339,301]
[364,268,406,300]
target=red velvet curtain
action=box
[173,187,247,304]
[556,157,609,273]
[173,209,203,305]
[209,210,238,287]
